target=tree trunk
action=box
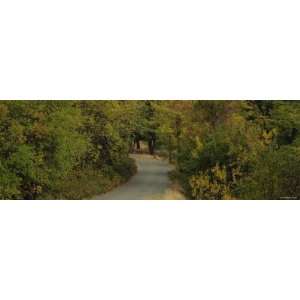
[136,139,141,150]
[148,140,153,155]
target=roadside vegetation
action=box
[1,100,299,199]
[150,100,300,199]
[0,101,137,199]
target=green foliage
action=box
[155,100,300,199]
[1,100,299,200]
[0,101,137,199]
[0,161,21,199]
[238,146,300,199]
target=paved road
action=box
[94,154,174,200]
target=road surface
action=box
[94,154,183,200]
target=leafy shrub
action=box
[189,164,233,199]
[238,146,300,199]
[0,101,138,199]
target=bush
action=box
[238,146,300,199]
[0,101,138,199]
[189,164,233,199]
[113,157,137,179]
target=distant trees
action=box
[130,100,159,155]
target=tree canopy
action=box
[1,100,299,199]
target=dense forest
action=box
[0,100,299,199]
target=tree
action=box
[0,100,137,199]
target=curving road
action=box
[94,154,180,200]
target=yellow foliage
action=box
[189,164,233,200]
[191,137,204,158]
